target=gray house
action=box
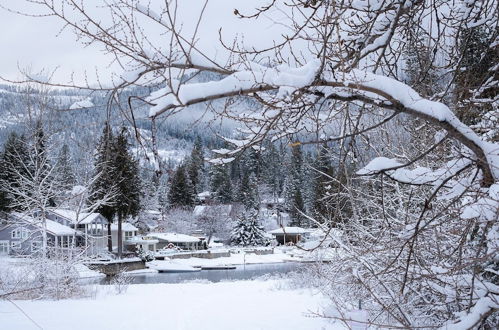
[0,213,78,256]
[46,209,108,254]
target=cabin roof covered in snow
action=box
[10,213,77,236]
[268,226,308,235]
[50,209,103,225]
[147,232,200,243]
[110,222,138,232]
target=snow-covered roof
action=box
[197,191,212,200]
[125,236,159,245]
[50,209,103,225]
[268,227,308,235]
[147,232,200,243]
[69,98,94,110]
[11,212,77,236]
[45,219,77,236]
[110,222,138,232]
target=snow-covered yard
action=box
[1,279,343,330]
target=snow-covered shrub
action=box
[110,269,133,295]
[137,249,155,262]
[0,252,84,300]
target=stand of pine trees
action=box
[88,123,141,258]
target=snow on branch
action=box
[356,157,472,186]
[147,59,498,185]
[438,295,499,330]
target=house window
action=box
[124,231,134,240]
[11,241,21,250]
[0,241,9,254]
[11,228,28,239]
[31,241,41,252]
[60,236,73,248]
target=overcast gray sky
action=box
[0,1,289,86]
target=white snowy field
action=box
[1,279,344,330]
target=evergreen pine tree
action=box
[0,132,32,211]
[261,142,285,198]
[186,136,205,193]
[167,164,196,209]
[54,144,76,191]
[210,164,233,204]
[112,128,142,258]
[230,211,267,246]
[311,144,335,223]
[88,122,116,252]
[30,120,56,207]
[238,172,260,211]
[285,144,306,227]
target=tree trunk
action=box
[41,213,48,257]
[117,213,123,259]
[107,219,112,252]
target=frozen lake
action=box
[100,262,304,284]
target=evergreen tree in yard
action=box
[210,163,233,204]
[186,136,205,193]
[167,164,195,209]
[54,144,76,191]
[285,144,306,227]
[113,128,142,258]
[238,172,259,211]
[31,120,56,207]
[311,144,335,223]
[240,147,260,177]
[88,122,116,252]
[0,132,32,211]
[230,211,267,246]
[261,142,285,198]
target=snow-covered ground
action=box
[1,279,344,330]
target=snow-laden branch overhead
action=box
[147,61,499,186]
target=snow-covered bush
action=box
[110,269,133,295]
[137,249,155,262]
[0,253,84,300]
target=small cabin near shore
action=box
[268,226,308,245]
